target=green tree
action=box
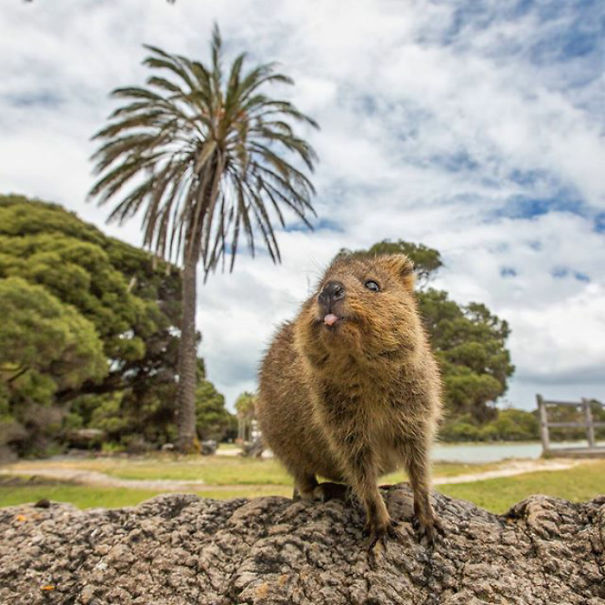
[234,391,256,419]
[341,240,443,289]
[234,391,257,443]
[418,290,514,422]
[0,195,183,414]
[195,364,236,442]
[0,194,196,455]
[0,277,107,455]
[75,360,233,448]
[89,24,318,452]
[480,408,539,441]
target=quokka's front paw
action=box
[412,513,445,548]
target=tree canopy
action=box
[235,391,256,420]
[195,360,236,442]
[418,290,514,422]
[0,195,233,456]
[0,276,108,456]
[340,240,443,289]
[90,25,318,273]
[0,277,107,392]
[0,195,180,400]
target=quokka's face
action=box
[298,254,420,361]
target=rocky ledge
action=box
[0,485,603,604]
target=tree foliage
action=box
[195,361,236,442]
[234,391,256,420]
[339,240,443,289]
[418,290,514,423]
[0,194,231,455]
[0,277,107,391]
[0,195,180,403]
[440,409,539,442]
[90,25,318,272]
[0,277,107,456]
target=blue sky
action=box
[1,0,604,410]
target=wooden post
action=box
[537,394,550,454]
[582,398,596,448]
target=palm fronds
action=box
[89,23,318,275]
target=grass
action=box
[439,460,605,513]
[0,483,164,509]
[4,456,292,485]
[217,443,240,451]
[1,457,603,513]
[3,455,503,485]
[0,481,293,509]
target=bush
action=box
[480,409,538,441]
[439,416,481,442]
[439,408,539,442]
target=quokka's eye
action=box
[364,280,380,292]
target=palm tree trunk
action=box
[176,251,199,453]
[177,161,219,453]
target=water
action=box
[432,441,603,463]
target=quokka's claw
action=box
[366,518,405,554]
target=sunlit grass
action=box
[0,484,163,509]
[216,443,240,451]
[4,455,504,485]
[0,483,294,509]
[1,459,603,513]
[439,460,605,513]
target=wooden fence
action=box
[537,394,605,457]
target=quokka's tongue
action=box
[323,313,339,326]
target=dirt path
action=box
[432,458,578,485]
[0,468,215,491]
[0,458,580,491]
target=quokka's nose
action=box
[318,280,345,307]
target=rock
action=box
[0,485,603,604]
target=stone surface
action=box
[0,484,603,604]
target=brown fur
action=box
[257,254,442,546]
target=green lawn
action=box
[0,484,164,509]
[3,455,291,484]
[1,455,502,485]
[217,443,240,451]
[1,459,603,513]
[0,482,293,509]
[439,460,605,513]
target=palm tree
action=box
[89,24,318,452]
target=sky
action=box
[1,0,604,411]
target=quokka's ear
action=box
[381,254,415,291]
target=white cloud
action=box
[1,0,604,411]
